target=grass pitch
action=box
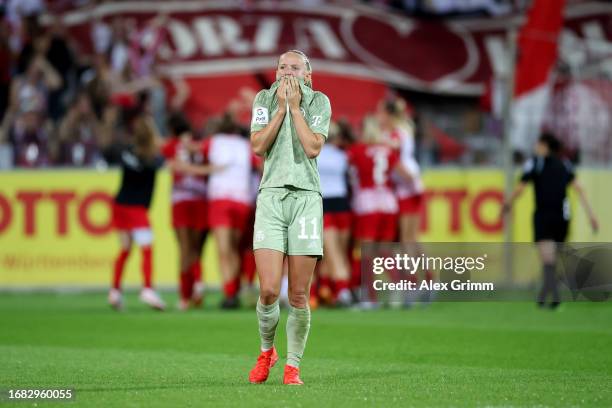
[0,292,611,407]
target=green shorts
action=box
[253,187,323,256]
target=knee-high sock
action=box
[224,277,240,298]
[113,249,130,290]
[538,263,559,303]
[179,270,194,300]
[141,246,153,288]
[334,279,349,295]
[286,306,311,368]
[257,298,280,351]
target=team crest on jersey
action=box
[252,107,268,125]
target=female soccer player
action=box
[346,116,402,304]
[107,114,166,311]
[201,113,259,309]
[503,133,598,309]
[317,121,353,306]
[161,113,208,310]
[379,99,433,300]
[247,51,331,385]
[378,99,425,245]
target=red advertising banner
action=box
[59,1,612,94]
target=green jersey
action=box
[250,78,331,193]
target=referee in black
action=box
[503,133,598,309]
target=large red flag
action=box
[511,0,566,151]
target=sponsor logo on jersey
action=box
[252,107,269,125]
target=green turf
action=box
[0,292,611,407]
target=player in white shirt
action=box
[201,114,259,309]
[317,122,353,307]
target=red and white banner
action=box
[58,1,612,126]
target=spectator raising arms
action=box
[57,91,105,166]
[2,53,61,167]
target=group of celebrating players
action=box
[105,94,428,314]
[106,111,261,312]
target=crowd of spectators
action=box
[0,0,533,170]
[0,1,192,169]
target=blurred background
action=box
[0,0,610,294]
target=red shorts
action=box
[398,194,424,215]
[208,200,252,231]
[172,199,208,230]
[324,211,352,231]
[113,203,150,230]
[354,213,397,241]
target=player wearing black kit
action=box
[503,133,598,309]
[106,116,167,311]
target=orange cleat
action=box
[309,296,319,310]
[283,365,304,385]
[248,347,279,384]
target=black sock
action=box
[538,263,558,304]
[545,263,560,304]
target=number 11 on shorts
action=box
[297,217,319,240]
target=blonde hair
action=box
[327,121,340,141]
[362,115,382,144]
[133,116,158,161]
[384,98,415,135]
[280,50,312,73]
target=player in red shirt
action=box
[348,117,401,241]
[347,116,413,300]
[378,99,425,242]
[378,99,433,301]
[161,113,218,310]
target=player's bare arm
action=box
[251,79,288,156]
[571,179,599,232]
[287,77,324,159]
[166,159,224,177]
[501,181,527,215]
